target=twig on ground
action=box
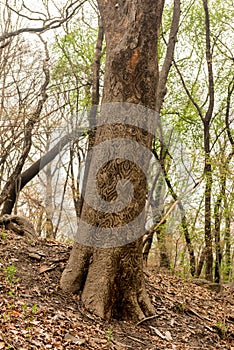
[136,314,160,326]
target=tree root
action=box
[60,242,155,321]
[0,214,37,240]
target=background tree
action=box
[155,0,234,281]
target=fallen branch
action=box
[136,314,160,326]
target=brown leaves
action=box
[146,268,234,348]
[0,230,234,349]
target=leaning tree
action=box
[60,0,165,320]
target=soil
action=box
[0,230,233,350]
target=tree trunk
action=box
[60,0,165,321]
[223,79,234,281]
[196,246,206,277]
[143,174,170,268]
[142,0,180,271]
[203,126,213,281]
[152,149,196,276]
[203,0,215,281]
[213,171,227,283]
[44,163,55,239]
[224,215,231,280]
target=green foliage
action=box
[22,303,27,314]
[3,263,19,285]
[51,21,104,111]
[106,328,113,342]
[151,0,234,282]
[31,303,38,315]
[7,290,15,297]
[1,229,7,241]
[215,321,229,339]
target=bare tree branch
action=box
[202,0,214,124]
[0,0,87,43]
[156,0,180,112]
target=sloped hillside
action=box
[0,230,233,349]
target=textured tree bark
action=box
[60,0,165,320]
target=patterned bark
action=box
[60,0,165,320]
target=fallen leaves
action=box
[0,230,233,350]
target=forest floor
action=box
[0,230,234,350]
